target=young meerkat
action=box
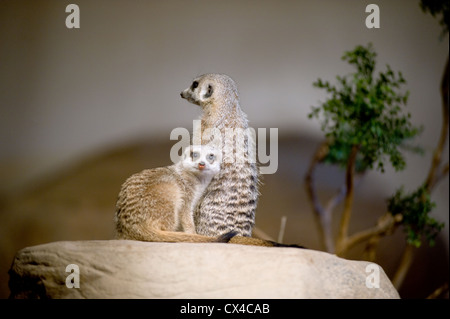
[181,74,304,249]
[114,145,235,243]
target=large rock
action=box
[8,240,399,298]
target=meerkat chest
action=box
[190,183,208,210]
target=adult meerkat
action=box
[181,74,304,249]
[115,145,235,243]
[181,74,259,238]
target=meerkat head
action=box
[181,145,222,177]
[180,74,239,108]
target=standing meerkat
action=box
[114,145,235,243]
[180,73,260,238]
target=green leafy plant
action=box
[309,43,421,173]
[305,43,445,277]
[304,1,449,298]
[388,186,443,248]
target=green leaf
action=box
[388,186,443,247]
[308,43,421,172]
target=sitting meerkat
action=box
[181,74,304,248]
[114,145,235,243]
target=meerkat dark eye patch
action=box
[203,84,213,98]
[191,81,199,90]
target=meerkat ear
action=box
[203,84,213,99]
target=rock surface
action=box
[8,240,399,299]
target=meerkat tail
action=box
[228,236,306,249]
[117,227,237,243]
[149,230,233,243]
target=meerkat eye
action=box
[191,151,199,159]
[191,81,199,90]
[203,84,213,98]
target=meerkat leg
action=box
[178,206,196,234]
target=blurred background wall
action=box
[0,0,448,298]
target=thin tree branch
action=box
[277,216,287,244]
[325,173,364,218]
[324,183,347,214]
[429,163,449,191]
[363,234,381,262]
[320,183,347,253]
[392,244,415,290]
[322,173,366,254]
[305,141,331,251]
[425,56,449,192]
[252,226,275,241]
[389,56,449,293]
[426,282,449,299]
[338,213,402,256]
[336,144,359,255]
[362,212,403,261]
[388,57,448,292]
